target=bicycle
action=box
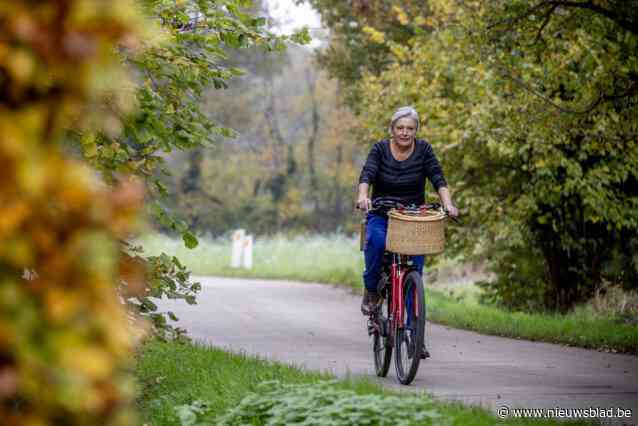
[361,198,452,385]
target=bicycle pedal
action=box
[367,320,375,336]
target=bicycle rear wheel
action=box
[372,292,392,377]
[394,270,425,385]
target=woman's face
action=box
[391,117,417,147]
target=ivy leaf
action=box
[182,231,198,249]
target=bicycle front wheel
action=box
[394,270,425,385]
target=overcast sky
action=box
[266,0,325,46]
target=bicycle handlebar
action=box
[357,197,461,224]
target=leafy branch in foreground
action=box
[77,0,310,338]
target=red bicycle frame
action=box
[388,253,418,342]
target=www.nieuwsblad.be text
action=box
[497,405,633,419]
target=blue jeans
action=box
[363,213,424,293]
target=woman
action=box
[357,106,458,322]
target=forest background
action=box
[164,7,359,237]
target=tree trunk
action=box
[540,238,572,312]
[333,143,344,230]
[538,221,605,312]
[332,81,344,231]
[305,68,320,219]
[263,73,287,233]
[180,149,202,194]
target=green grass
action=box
[140,233,363,288]
[139,233,638,353]
[427,289,638,353]
[135,339,591,426]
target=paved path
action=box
[157,277,638,425]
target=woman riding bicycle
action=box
[357,106,459,319]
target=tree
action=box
[471,0,638,310]
[301,0,427,108]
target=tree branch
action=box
[532,4,559,45]
[557,1,638,36]
[487,2,551,30]
[489,1,637,36]
[491,58,638,115]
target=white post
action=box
[242,235,253,269]
[230,229,245,268]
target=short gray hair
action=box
[389,106,420,133]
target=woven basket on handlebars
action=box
[386,209,447,255]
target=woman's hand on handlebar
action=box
[356,196,372,212]
[444,203,459,218]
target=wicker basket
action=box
[385,209,447,255]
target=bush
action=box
[477,240,549,312]
[0,1,148,424]
[479,232,638,314]
[216,381,441,426]
[576,283,638,326]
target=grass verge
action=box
[135,339,591,425]
[427,289,638,353]
[139,233,638,353]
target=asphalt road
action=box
[156,277,638,425]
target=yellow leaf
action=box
[392,6,409,25]
[7,48,35,85]
[0,201,29,237]
[61,345,114,380]
[362,26,385,44]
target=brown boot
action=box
[361,289,380,315]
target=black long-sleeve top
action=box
[358,139,447,206]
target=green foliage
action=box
[464,0,638,309]
[217,381,440,425]
[476,241,548,312]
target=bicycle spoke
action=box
[394,271,426,385]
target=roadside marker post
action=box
[231,229,245,268]
[243,235,253,269]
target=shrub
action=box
[0,1,148,424]
[477,239,549,312]
[216,381,440,426]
